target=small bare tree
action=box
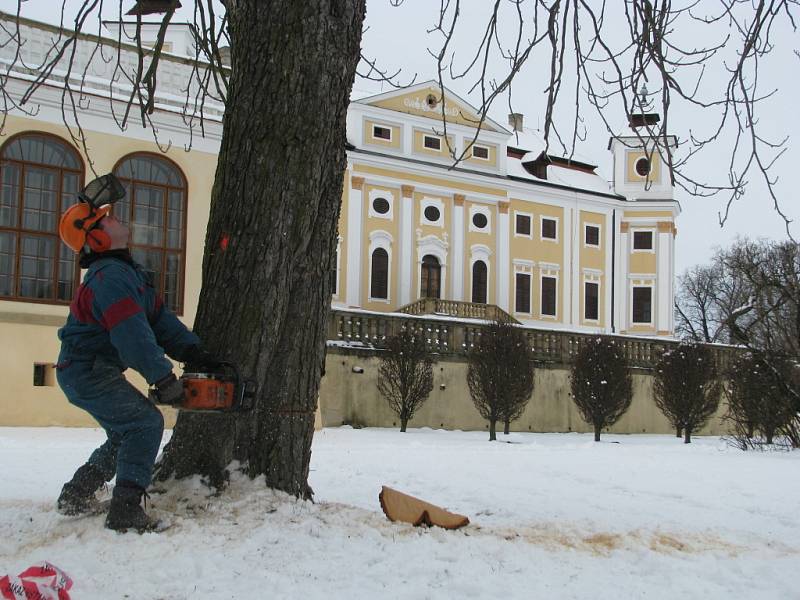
[467,321,535,441]
[654,342,721,444]
[376,327,434,432]
[570,337,632,442]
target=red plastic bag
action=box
[0,562,72,600]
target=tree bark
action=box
[489,420,497,441]
[684,429,691,444]
[504,418,510,435]
[400,418,408,433]
[154,1,366,497]
[594,425,601,442]
[676,427,682,438]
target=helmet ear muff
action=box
[86,227,111,253]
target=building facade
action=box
[0,14,680,427]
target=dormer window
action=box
[471,145,489,160]
[423,135,441,151]
[373,125,392,141]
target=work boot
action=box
[105,481,160,533]
[57,463,107,516]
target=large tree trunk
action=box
[504,418,510,435]
[400,418,408,433]
[684,429,691,444]
[489,420,497,441]
[155,1,366,497]
[594,425,601,442]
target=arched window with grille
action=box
[0,132,83,303]
[114,154,187,313]
[472,260,487,304]
[420,254,441,299]
[370,248,389,300]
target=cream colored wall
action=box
[506,200,564,321]
[464,141,498,168]
[318,351,729,435]
[412,129,455,159]
[352,163,507,198]
[369,86,501,132]
[361,183,401,310]
[0,115,216,428]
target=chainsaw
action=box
[178,362,256,413]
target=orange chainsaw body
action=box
[181,374,236,411]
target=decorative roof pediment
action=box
[356,81,509,134]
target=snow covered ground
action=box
[1,426,798,599]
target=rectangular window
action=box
[585,225,600,247]
[472,145,489,160]
[515,273,531,314]
[541,218,557,240]
[584,281,599,321]
[515,213,531,236]
[541,276,557,317]
[633,230,653,250]
[373,125,391,140]
[423,135,441,151]
[632,286,652,323]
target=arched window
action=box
[370,248,389,300]
[114,154,187,313]
[472,260,487,304]
[420,254,441,299]
[0,132,83,303]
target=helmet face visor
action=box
[80,173,126,209]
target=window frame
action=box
[423,134,442,151]
[584,223,601,248]
[632,229,655,253]
[369,246,390,302]
[372,125,392,142]
[471,144,490,160]
[584,280,600,322]
[540,273,558,318]
[540,216,558,242]
[471,259,488,304]
[515,271,532,315]
[631,284,654,325]
[514,211,533,239]
[113,152,188,315]
[0,131,84,305]
[468,205,491,234]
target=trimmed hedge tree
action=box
[377,327,435,432]
[467,320,535,441]
[570,337,632,441]
[654,342,721,444]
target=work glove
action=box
[148,373,184,406]
[182,345,223,373]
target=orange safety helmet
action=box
[58,202,112,253]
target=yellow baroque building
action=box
[0,14,684,430]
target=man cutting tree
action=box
[54,174,220,533]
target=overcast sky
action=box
[5,0,798,275]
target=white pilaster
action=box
[346,176,364,307]
[616,226,629,331]
[452,196,465,300]
[399,188,414,305]
[656,227,672,333]
[497,204,510,311]
[569,206,579,326]
[604,210,615,333]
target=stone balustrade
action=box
[328,307,735,370]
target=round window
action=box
[635,157,651,177]
[472,212,488,229]
[424,206,441,222]
[373,197,390,214]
